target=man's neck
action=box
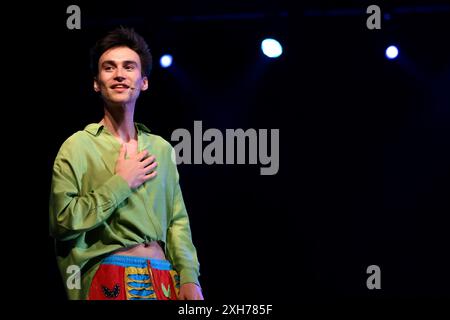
[101,104,136,143]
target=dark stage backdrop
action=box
[43,0,449,306]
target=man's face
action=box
[94,46,148,105]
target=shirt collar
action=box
[83,122,151,136]
[135,122,152,134]
[83,123,104,136]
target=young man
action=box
[49,27,203,300]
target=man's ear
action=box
[141,76,149,91]
[93,78,100,92]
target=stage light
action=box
[385,45,399,60]
[160,54,173,68]
[261,38,283,58]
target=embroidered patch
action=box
[102,284,120,298]
[161,283,171,298]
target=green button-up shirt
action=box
[49,122,200,300]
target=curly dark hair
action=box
[90,26,152,77]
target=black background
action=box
[39,0,450,307]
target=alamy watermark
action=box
[171,121,279,175]
[366,264,381,289]
[66,265,81,290]
[67,4,383,31]
[367,5,381,30]
[66,5,81,30]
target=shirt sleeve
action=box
[166,148,201,286]
[49,145,132,241]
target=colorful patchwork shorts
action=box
[88,255,180,300]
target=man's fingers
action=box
[136,150,149,161]
[141,155,156,167]
[144,170,157,180]
[145,161,158,173]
